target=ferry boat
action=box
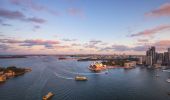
[42,92,54,100]
[75,76,87,81]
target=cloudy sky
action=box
[0,0,170,55]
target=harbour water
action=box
[0,56,170,100]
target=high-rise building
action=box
[168,48,170,52]
[156,53,163,64]
[162,48,170,66]
[146,55,152,66]
[163,52,169,65]
[136,56,143,65]
[145,47,170,66]
[146,46,156,66]
[168,48,170,63]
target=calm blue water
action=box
[0,56,170,100]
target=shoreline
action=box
[0,67,32,83]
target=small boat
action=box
[166,79,170,83]
[42,92,54,100]
[75,76,87,81]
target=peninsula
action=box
[0,66,31,83]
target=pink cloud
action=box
[32,25,40,31]
[65,0,78,3]
[137,39,149,42]
[0,38,60,49]
[9,0,60,16]
[0,39,22,43]
[148,40,170,51]
[0,8,25,19]
[83,40,103,49]
[0,44,12,51]
[10,0,22,5]
[71,43,81,46]
[146,3,170,17]
[23,39,60,46]
[99,40,170,52]
[130,24,170,37]
[62,38,77,41]
[0,8,46,24]
[136,40,170,52]
[27,17,46,24]
[112,45,131,51]
[154,40,170,47]
[67,8,84,18]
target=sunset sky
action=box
[0,0,170,55]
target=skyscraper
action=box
[164,52,169,65]
[167,48,170,65]
[146,46,156,66]
[156,53,163,64]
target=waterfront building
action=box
[146,56,152,66]
[168,48,170,64]
[145,47,170,67]
[124,61,136,69]
[89,62,107,72]
[0,71,3,75]
[0,75,6,82]
[137,57,143,65]
[4,70,15,77]
[141,56,147,65]
[168,48,170,52]
[156,53,164,64]
[164,52,169,65]
[146,46,157,67]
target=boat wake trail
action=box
[163,70,170,72]
[25,66,48,100]
[54,72,74,80]
[62,69,107,75]
[78,72,107,75]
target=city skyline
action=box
[0,0,170,55]
[146,46,170,67]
